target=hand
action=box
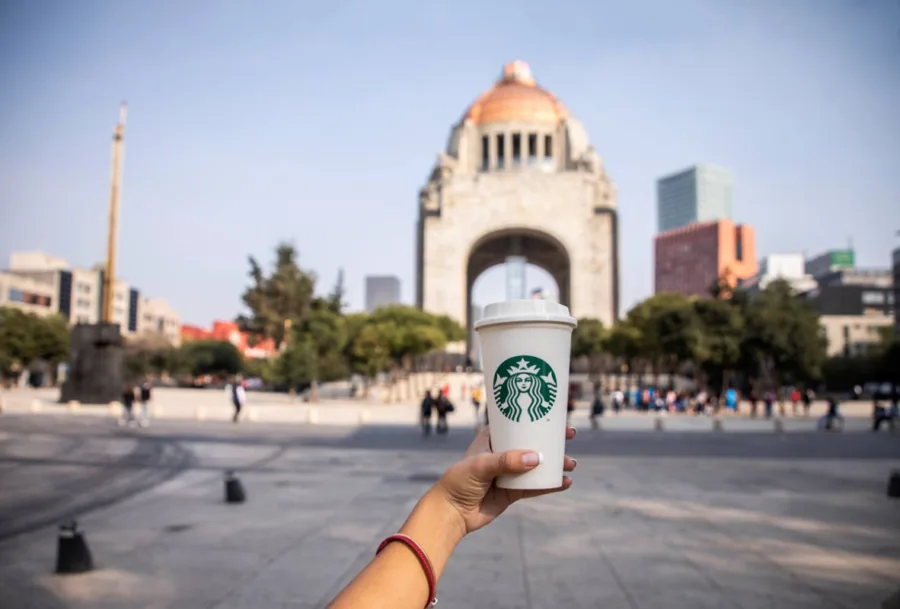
[434,425,576,534]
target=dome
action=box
[464,61,569,126]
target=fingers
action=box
[566,426,576,440]
[471,449,543,481]
[563,456,577,472]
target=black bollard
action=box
[888,471,900,499]
[224,470,246,504]
[56,521,93,575]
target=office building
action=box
[365,275,401,312]
[2,251,180,344]
[739,253,818,296]
[656,165,733,233]
[654,220,757,297]
[798,284,894,357]
[805,249,855,279]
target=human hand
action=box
[434,425,576,535]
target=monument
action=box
[60,104,127,404]
[415,61,619,356]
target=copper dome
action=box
[464,61,569,126]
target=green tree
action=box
[571,318,607,382]
[182,340,243,377]
[693,298,744,392]
[0,308,69,381]
[605,321,643,379]
[741,279,826,393]
[273,336,316,398]
[240,243,316,349]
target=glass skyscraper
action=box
[657,165,733,233]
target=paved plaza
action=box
[0,413,898,608]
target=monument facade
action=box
[415,61,619,343]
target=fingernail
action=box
[522,452,543,467]
[571,458,578,468]
[571,427,577,436]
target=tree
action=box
[0,308,69,382]
[571,318,607,382]
[240,243,316,349]
[741,279,826,394]
[693,298,744,392]
[273,336,316,398]
[182,340,243,377]
[605,321,643,378]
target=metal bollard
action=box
[773,418,784,433]
[195,406,206,421]
[67,400,80,413]
[654,416,664,432]
[224,471,246,504]
[307,407,319,425]
[56,521,93,575]
[712,418,724,432]
[31,399,42,413]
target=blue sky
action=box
[2,0,898,325]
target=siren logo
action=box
[492,356,558,423]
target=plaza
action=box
[0,411,898,609]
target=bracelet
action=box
[376,533,438,607]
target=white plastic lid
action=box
[474,299,577,330]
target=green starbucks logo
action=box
[492,356,558,423]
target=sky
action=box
[1,0,899,325]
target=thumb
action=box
[472,450,543,481]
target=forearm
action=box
[328,488,465,609]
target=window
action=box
[861,291,885,305]
[511,133,521,166]
[481,135,489,171]
[527,133,537,163]
[544,135,552,159]
[735,229,744,261]
[496,133,505,169]
[8,289,24,302]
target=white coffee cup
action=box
[474,300,577,490]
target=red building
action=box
[180,320,277,359]
[655,220,757,297]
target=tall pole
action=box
[101,102,127,324]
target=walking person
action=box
[471,384,483,428]
[121,384,137,427]
[420,390,435,436]
[820,397,844,431]
[138,378,152,427]
[802,388,814,417]
[790,388,801,417]
[436,393,453,435]
[764,392,774,419]
[227,377,246,423]
[590,387,605,429]
[612,387,624,415]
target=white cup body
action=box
[476,320,574,489]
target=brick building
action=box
[655,220,757,297]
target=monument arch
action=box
[415,60,619,353]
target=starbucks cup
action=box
[474,300,577,490]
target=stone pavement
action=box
[0,386,886,432]
[0,417,898,608]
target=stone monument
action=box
[415,61,619,356]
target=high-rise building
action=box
[654,219,757,297]
[505,255,526,300]
[365,275,401,312]
[739,253,817,296]
[657,165,733,233]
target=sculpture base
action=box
[60,323,124,405]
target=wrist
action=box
[397,488,466,581]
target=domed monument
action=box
[415,61,619,348]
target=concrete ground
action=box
[0,414,898,608]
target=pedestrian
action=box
[226,377,246,423]
[790,388,801,417]
[421,390,435,436]
[749,391,758,418]
[471,384,483,428]
[590,388,605,429]
[121,384,136,427]
[803,388,814,417]
[872,394,891,432]
[139,378,152,427]
[764,392,774,419]
[724,387,738,415]
[820,397,843,431]
[612,387,623,415]
[436,393,453,435]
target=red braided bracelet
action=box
[376,534,437,607]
